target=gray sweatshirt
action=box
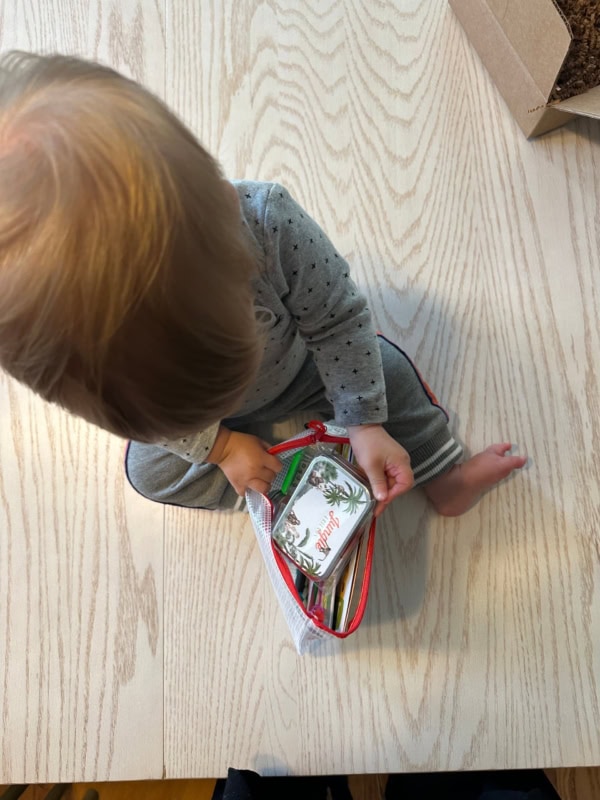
[163,181,387,462]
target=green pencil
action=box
[281,449,305,495]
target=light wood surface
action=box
[163,0,600,778]
[2,0,600,783]
[0,0,166,785]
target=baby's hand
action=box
[347,424,414,517]
[207,427,282,496]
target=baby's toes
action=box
[498,453,527,478]
[487,442,513,457]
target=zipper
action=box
[268,420,345,456]
[265,420,376,638]
[271,519,376,638]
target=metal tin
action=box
[271,454,375,582]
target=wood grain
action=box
[68,780,216,800]
[347,774,388,800]
[2,0,600,784]
[0,0,166,783]
[163,0,600,778]
[547,768,600,800]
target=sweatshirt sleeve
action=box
[263,184,388,427]
[159,421,221,464]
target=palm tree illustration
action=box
[341,484,366,514]
[323,483,347,507]
[323,481,366,514]
[319,462,339,482]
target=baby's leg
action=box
[125,441,240,510]
[423,444,527,516]
[378,335,525,516]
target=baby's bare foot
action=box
[424,443,527,517]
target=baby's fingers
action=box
[363,465,389,502]
[373,466,414,517]
[386,474,414,502]
[261,447,283,474]
[388,462,414,493]
[246,478,274,496]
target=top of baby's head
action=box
[0,51,262,442]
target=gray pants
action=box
[125,335,462,509]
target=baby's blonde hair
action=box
[0,52,261,442]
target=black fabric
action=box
[211,769,352,800]
[385,770,560,800]
[210,768,560,800]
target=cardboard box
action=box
[449,0,600,137]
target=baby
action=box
[0,52,526,517]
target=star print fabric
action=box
[251,182,387,418]
[162,181,387,463]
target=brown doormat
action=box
[551,0,600,101]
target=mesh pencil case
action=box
[246,421,377,654]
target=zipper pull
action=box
[306,420,327,439]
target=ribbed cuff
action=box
[410,429,463,486]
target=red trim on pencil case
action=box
[343,516,376,635]
[268,420,348,455]
[267,421,376,638]
[270,520,376,638]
